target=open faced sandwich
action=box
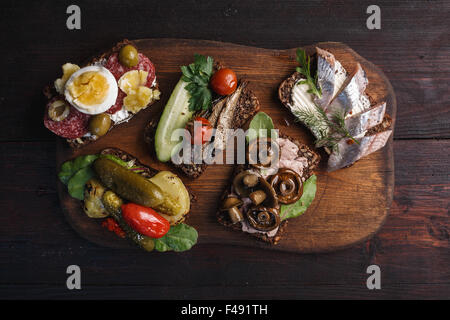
[279,48,393,171]
[217,112,320,244]
[146,54,260,178]
[58,148,197,252]
[44,40,161,148]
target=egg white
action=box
[64,66,118,115]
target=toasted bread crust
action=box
[278,72,302,108]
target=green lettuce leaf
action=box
[154,223,198,252]
[58,154,98,185]
[246,111,278,143]
[67,166,96,200]
[280,175,317,221]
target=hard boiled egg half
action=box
[64,66,118,115]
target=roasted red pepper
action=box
[102,218,126,238]
[121,203,170,238]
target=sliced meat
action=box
[43,97,90,139]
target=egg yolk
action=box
[68,71,109,106]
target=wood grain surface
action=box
[0,0,448,299]
[56,39,396,253]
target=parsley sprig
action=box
[296,49,322,98]
[180,54,214,112]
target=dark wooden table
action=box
[0,0,448,299]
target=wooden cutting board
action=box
[56,39,396,253]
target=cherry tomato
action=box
[210,68,237,95]
[121,203,170,239]
[186,117,213,145]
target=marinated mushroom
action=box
[249,190,266,206]
[233,170,261,197]
[246,206,280,232]
[221,196,244,224]
[269,169,303,204]
[247,137,280,169]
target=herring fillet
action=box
[315,47,336,108]
[344,102,386,137]
[213,81,246,151]
[315,47,348,110]
[326,63,368,117]
[327,129,392,172]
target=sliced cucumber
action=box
[155,78,193,162]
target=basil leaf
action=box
[280,175,317,221]
[58,154,98,185]
[246,111,278,143]
[67,166,95,200]
[154,224,198,252]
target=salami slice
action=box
[105,90,126,115]
[104,52,156,114]
[44,98,90,139]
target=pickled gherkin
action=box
[93,158,186,216]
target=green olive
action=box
[89,113,111,136]
[119,45,139,67]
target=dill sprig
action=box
[292,105,359,153]
[295,49,322,98]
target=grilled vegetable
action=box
[148,171,190,224]
[121,203,170,239]
[83,179,108,218]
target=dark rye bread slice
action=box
[43,39,160,149]
[216,133,320,244]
